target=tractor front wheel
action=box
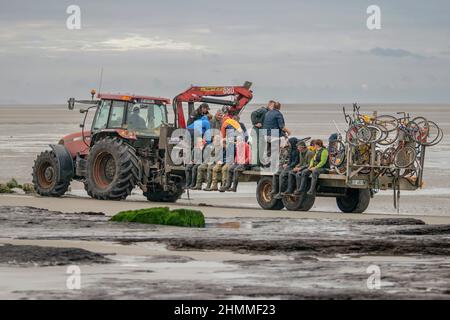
[85,137,139,200]
[32,150,71,197]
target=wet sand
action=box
[1,205,450,299]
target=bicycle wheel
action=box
[381,147,396,166]
[375,115,399,132]
[357,125,383,144]
[417,120,443,146]
[378,123,399,145]
[373,123,389,144]
[346,124,361,146]
[399,159,420,178]
[394,146,417,168]
[406,120,430,145]
[329,140,346,167]
[412,116,430,135]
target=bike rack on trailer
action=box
[343,110,426,212]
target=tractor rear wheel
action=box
[32,150,71,197]
[256,177,284,210]
[85,137,139,200]
[336,188,370,213]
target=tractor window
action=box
[109,101,126,128]
[93,100,111,131]
[127,103,167,136]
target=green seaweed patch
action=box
[110,207,205,228]
[22,183,35,194]
[6,178,21,189]
[0,183,14,194]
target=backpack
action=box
[251,106,268,126]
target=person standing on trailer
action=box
[262,102,291,139]
[251,100,274,165]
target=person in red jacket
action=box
[220,135,251,192]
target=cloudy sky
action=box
[1,0,449,104]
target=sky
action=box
[0,0,450,104]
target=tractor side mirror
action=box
[79,108,87,114]
[68,98,75,110]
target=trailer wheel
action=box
[85,137,139,200]
[256,177,284,210]
[336,188,370,213]
[32,150,71,197]
[298,193,316,211]
[283,194,316,211]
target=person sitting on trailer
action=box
[210,109,224,130]
[295,139,329,196]
[220,114,243,139]
[193,134,221,190]
[273,137,299,199]
[187,103,210,126]
[221,134,252,192]
[187,114,212,144]
[185,137,205,189]
[269,139,291,197]
[283,140,314,195]
[205,137,231,191]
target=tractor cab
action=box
[89,94,170,139]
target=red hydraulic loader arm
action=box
[172,81,253,128]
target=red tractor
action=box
[32,82,253,202]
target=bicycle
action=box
[344,104,387,146]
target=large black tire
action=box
[256,177,284,210]
[32,150,71,197]
[144,184,184,203]
[282,180,316,211]
[336,188,370,213]
[85,137,139,200]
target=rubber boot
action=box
[228,171,241,192]
[307,172,318,196]
[193,167,205,190]
[282,173,296,195]
[274,171,287,199]
[188,166,198,188]
[295,174,307,195]
[270,175,279,196]
[203,166,213,190]
[185,169,192,188]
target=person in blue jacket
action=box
[187,114,211,144]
